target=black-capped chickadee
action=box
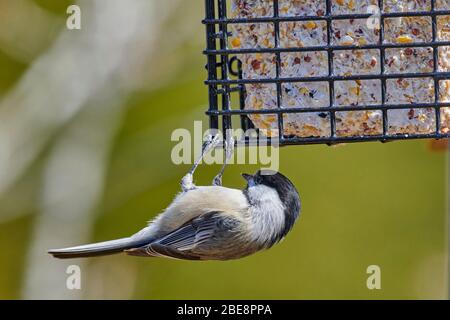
[48,170,301,260]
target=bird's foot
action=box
[212,175,222,187]
[181,173,195,192]
[181,133,222,191]
[212,135,235,187]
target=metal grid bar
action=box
[379,0,388,137]
[206,102,450,114]
[431,0,442,133]
[204,0,450,146]
[203,10,450,24]
[205,41,450,55]
[325,0,336,143]
[204,0,219,131]
[206,71,450,85]
[273,0,284,140]
[218,0,232,143]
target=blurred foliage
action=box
[33,0,73,13]
[0,0,447,299]
[0,50,27,94]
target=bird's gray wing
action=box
[125,211,238,260]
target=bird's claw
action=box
[212,175,222,186]
[181,173,195,192]
[180,133,222,192]
[225,135,235,161]
[203,133,222,154]
[211,135,234,186]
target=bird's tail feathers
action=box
[48,237,146,259]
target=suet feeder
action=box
[203,0,450,146]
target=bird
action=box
[48,170,301,260]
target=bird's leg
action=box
[181,133,221,192]
[212,134,235,186]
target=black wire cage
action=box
[203,0,450,146]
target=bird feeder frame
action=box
[203,0,450,146]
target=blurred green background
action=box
[0,0,447,299]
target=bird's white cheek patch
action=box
[247,185,285,244]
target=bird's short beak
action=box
[241,173,254,182]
